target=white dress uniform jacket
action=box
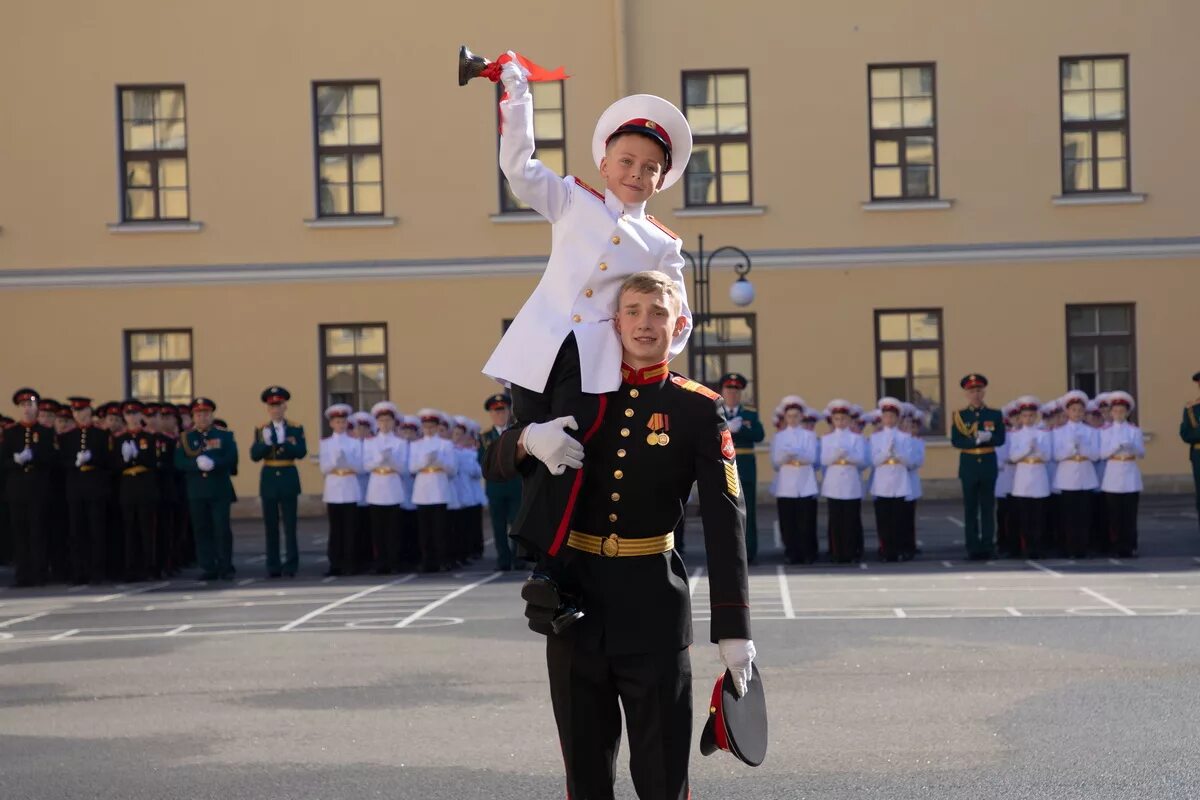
[363,432,409,506]
[407,435,458,506]
[1007,426,1053,499]
[482,86,692,395]
[1100,421,1145,493]
[770,426,819,498]
[906,435,925,501]
[994,441,1014,498]
[819,429,867,500]
[869,427,912,499]
[1053,421,1100,491]
[454,446,484,507]
[319,433,362,504]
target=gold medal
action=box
[647,432,659,446]
[657,433,670,446]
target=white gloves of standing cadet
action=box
[196,454,215,472]
[75,450,92,468]
[520,416,584,476]
[718,638,757,697]
[262,426,274,446]
[726,417,744,434]
[975,430,992,445]
[13,447,32,465]
[121,440,137,463]
[500,52,530,96]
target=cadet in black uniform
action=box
[0,414,11,566]
[113,400,161,580]
[2,388,57,586]
[60,397,111,584]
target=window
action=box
[313,81,384,217]
[867,64,937,200]
[499,81,565,212]
[1060,56,1130,193]
[1066,304,1136,398]
[125,329,193,403]
[682,70,752,206]
[320,324,388,430]
[687,313,758,406]
[874,310,945,436]
[118,85,189,221]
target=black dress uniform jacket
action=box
[59,424,111,497]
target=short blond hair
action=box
[617,271,682,316]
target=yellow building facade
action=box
[2,1,1197,499]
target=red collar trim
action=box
[621,361,669,386]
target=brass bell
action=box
[458,45,491,87]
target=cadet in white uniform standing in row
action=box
[1100,391,1145,557]
[364,402,409,574]
[320,404,361,576]
[770,396,819,564]
[820,400,867,563]
[409,409,458,573]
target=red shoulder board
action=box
[574,177,604,201]
[647,215,680,240]
[720,429,736,460]
[671,375,720,401]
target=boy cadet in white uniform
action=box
[364,402,408,574]
[870,397,913,562]
[901,405,926,560]
[398,416,421,567]
[1007,397,1053,559]
[994,402,1018,558]
[1099,391,1145,556]
[319,404,361,576]
[820,400,868,563]
[479,55,694,621]
[408,409,459,573]
[1054,390,1100,558]
[771,396,820,564]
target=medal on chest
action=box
[646,413,670,446]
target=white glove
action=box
[500,51,530,95]
[122,440,137,463]
[424,451,437,467]
[520,416,584,476]
[196,454,215,472]
[262,426,273,446]
[334,449,348,468]
[718,638,757,698]
[75,450,92,467]
[975,430,992,444]
[726,417,744,434]
[834,447,847,461]
[13,448,32,465]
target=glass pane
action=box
[1098,305,1131,333]
[909,312,940,340]
[156,89,185,120]
[319,155,349,184]
[686,172,717,205]
[162,332,191,359]
[315,85,348,116]
[1096,130,1125,159]
[531,81,562,110]
[155,120,186,150]
[912,348,940,377]
[537,147,565,175]
[905,135,934,165]
[1102,371,1131,393]
[878,314,908,342]
[122,89,157,120]
[1094,90,1125,120]
[1069,343,1097,373]
[720,173,750,203]
[902,98,933,128]
[720,142,749,172]
[349,116,380,145]
[1062,91,1092,122]
[1073,372,1098,397]
[163,368,192,401]
[716,73,747,104]
[325,364,355,403]
[353,183,383,214]
[880,349,907,378]
[873,167,901,198]
[349,84,378,115]
[324,328,356,357]
[1067,307,1097,336]
[158,159,187,188]
[687,105,717,135]
[1094,59,1124,89]
[319,185,349,215]
[874,139,899,166]
[129,332,162,362]
[131,370,161,400]
[870,68,901,99]
[1061,60,1092,91]
[1063,131,1092,160]
[1102,342,1130,370]
[685,75,714,107]
[716,104,748,135]
[124,121,155,150]
[871,99,902,129]
[352,153,380,183]
[905,165,935,197]
[317,114,348,146]
[1063,160,1092,191]
[882,377,908,400]
[911,376,942,432]
[126,161,152,187]
[125,189,155,219]
[1097,159,1127,190]
[714,315,753,346]
[159,189,188,218]
[358,362,386,393]
[902,67,934,97]
[356,326,386,355]
[533,109,563,140]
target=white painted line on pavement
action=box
[1108,558,1123,566]
[776,566,795,619]
[322,576,337,583]
[1080,587,1136,616]
[0,612,47,628]
[772,521,782,551]
[1193,557,1200,566]
[689,567,704,598]
[394,572,503,629]
[1005,607,1022,617]
[859,563,869,571]
[92,581,170,603]
[946,516,965,528]
[238,579,257,586]
[50,629,79,640]
[245,555,267,564]
[1182,511,1198,520]
[165,624,192,636]
[67,585,86,593]
[893,608,907,618]
[280,574,416,631]
[941,561,954,568]
[1026,560,1062,577]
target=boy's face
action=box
[1112,405,1129,422]
[73,408,92,427]
[1066,402,1085,422]
[831,412,850,430]
[881,409,899,428]
[613,288,685,367]
[422,420,439,438]
[55,417,72,434]
[600,134,666,205]
[329,416,348,434]
[1021,409,1037,427]
[784,408,802,427]
[377,414,395,434]
[18,399,37,423]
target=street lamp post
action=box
[680,233,754,387]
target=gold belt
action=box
[122,466,150,477]
[372,467,397,475]
[1194,443,1200,451]
[419,466,444,474]
[735,448,755,455]
[331,468,356,476]
[784,459,810,467]
[79,465,97,473]
[567,530,674,557]
[1109,455,1136,462]
[1067,455,1090,462]
[833,458,851,466]
[264,459,295,467]
[883,457,902,466]
[962,447,995,455]
[1021,457,1045,464]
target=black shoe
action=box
[268,572,282,579]
[521,574,561,610]
[283,570,296,578]
[199,572,218,581]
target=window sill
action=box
[672,205,766,218]
[861,199,954,212]
[303,216,398,229]
[489,212,548,224]
[107,221,204,234]
[1051,192,1146,207]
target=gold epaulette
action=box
[670,375,719,401]
[953,410,978,438]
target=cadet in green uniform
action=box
[1180,371,1200,529]
[719,373,765,563]
[175,398,238,580]
[480,393,521,571]
[250,386,307,578]
[951,374,1007,559]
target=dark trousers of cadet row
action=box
[324,502,484,576]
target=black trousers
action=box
[326,502,358,574]
[777,497,818,563]
[1044,494,1062,555]
[67,494,108,584]
[1011,496,1047,558]
[416,503,449,571]
[995,495,1012,556]
[449,507,469,564]
[901,500,917,558]
[121,500,158,580]
[9,492,48,586]
[1105,492,1139,556]
[400,509,420,566]
[826,498,863,563]
[1059,490,1093,557]
[547,635,692,800]
[469,504,485,557]
[370,504,402,572]
[1090,491,1111,555]
[873,497,907,561]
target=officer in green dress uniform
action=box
[950,374,1007,559]
[719,373,765,563]
[250,386,307,578]
[479,393,521,571]
[1179,371,1200,529]
[175,398,238,580]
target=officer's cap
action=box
[1193,371,1200,383]
[1061,389,1089,408]
[960,374,988,389]
[122,399,146,415]
[776,395,805,415]
[371,401,399,419]
[484,393,512,412]
[54,405,73,419]
[191,397,217,413]
[324,403,352,420]
[37,398,60,413]
[699,663,768,767]
[400,415,420,429]
[453,414,471,430]
[12,388,39,405]
[1108,391,1135,411]
[824,399,853,417]
[719,373,748,390]
[261,386,291,405]
[143,403,161,417]
[877,397,903,414]
[593,94,692,190]
[67,396,93,411]
[175,403,192,416]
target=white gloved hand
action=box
[122,440,137,463]
[975,430,992,444]
[196,454,215,472]
[718,638,757,698]
[76,450,92,467]
[424,451,437,467]
[726,417,744,434]
[519,416,584,476]
[834,447,847,461]
[500,51,530,95]
[334,449,348,468]
[13,448,30,465]
[262,426,273,446]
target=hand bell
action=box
[458,44,491,87]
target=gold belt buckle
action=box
[601,534,620,557]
